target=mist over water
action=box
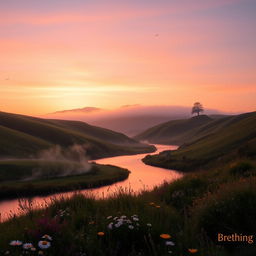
[32,144,91,179]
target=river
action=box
[0,144,182,222]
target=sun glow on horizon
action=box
[0,0,255,115]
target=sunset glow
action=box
[0,0,255,115]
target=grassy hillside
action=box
[143,112,256,171]
[135,115,213,145]
[0,159,255,256]
[0,111,155,159]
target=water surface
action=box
[0,144,182,222]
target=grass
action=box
[0,159,255,255]
[0,162,130,199]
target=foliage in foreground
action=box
[0,160,256,256]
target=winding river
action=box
[0,144,182,222]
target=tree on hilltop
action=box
[192,102,204,116]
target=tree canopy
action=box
[192,102,204,116]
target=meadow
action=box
[0,158,255,256]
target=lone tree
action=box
[192,102,204,116]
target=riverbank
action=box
[0,159,255,255]
[0,163,130,200]
[0,144,181,220]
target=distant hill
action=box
[0,111,155,159]
[142,112,256,171]
[45,105,224,136]
[135,115,213,145]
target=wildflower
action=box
[97,232,105,236]
[166,241,175,246]
[121,215,127,219]
[147,223,152,227]
[9,240,22,246]
[113,217,118,220]
[160,234,171,239]
[168,251,173,254]
[155,205,161,208]
[149,202,155,206]
[115,222,122,228]
[188,249,198,253]
[38,241,51,249]
[108,223,113,230]
[106,216,112,219]
[23,243,33,250]
[132,217,139,221]
[42,235,52,241]
[31,247,37,251]
[128,225,134,230]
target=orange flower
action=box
[155,205,161,208]
[160,234,171,239]
[149,202,155,206]
[97,232,105,236]
[188,249,198,253]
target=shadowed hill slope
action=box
[135,115,213,145]
[0,111,155,159]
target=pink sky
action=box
[0,0,255,115]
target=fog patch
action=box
[25,144,91,180]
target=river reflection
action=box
[0,144,182,222]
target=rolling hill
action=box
[142,112,256,171]
[0,111,155,159]
[135,115,213,145]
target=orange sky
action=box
[0,0,255,115]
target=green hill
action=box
[135,115,213,145]
[142,112,256,171]
[0,111,155,159]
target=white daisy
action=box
[9,240,22,246]
[38,240,51,249]
[23,243,33,250]
[108,222,113,229]
[166,241,175,246]
[42,235,52,241]
[115,222,122,228]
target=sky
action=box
[0,0,255,115]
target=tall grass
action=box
[0,160,255,255]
